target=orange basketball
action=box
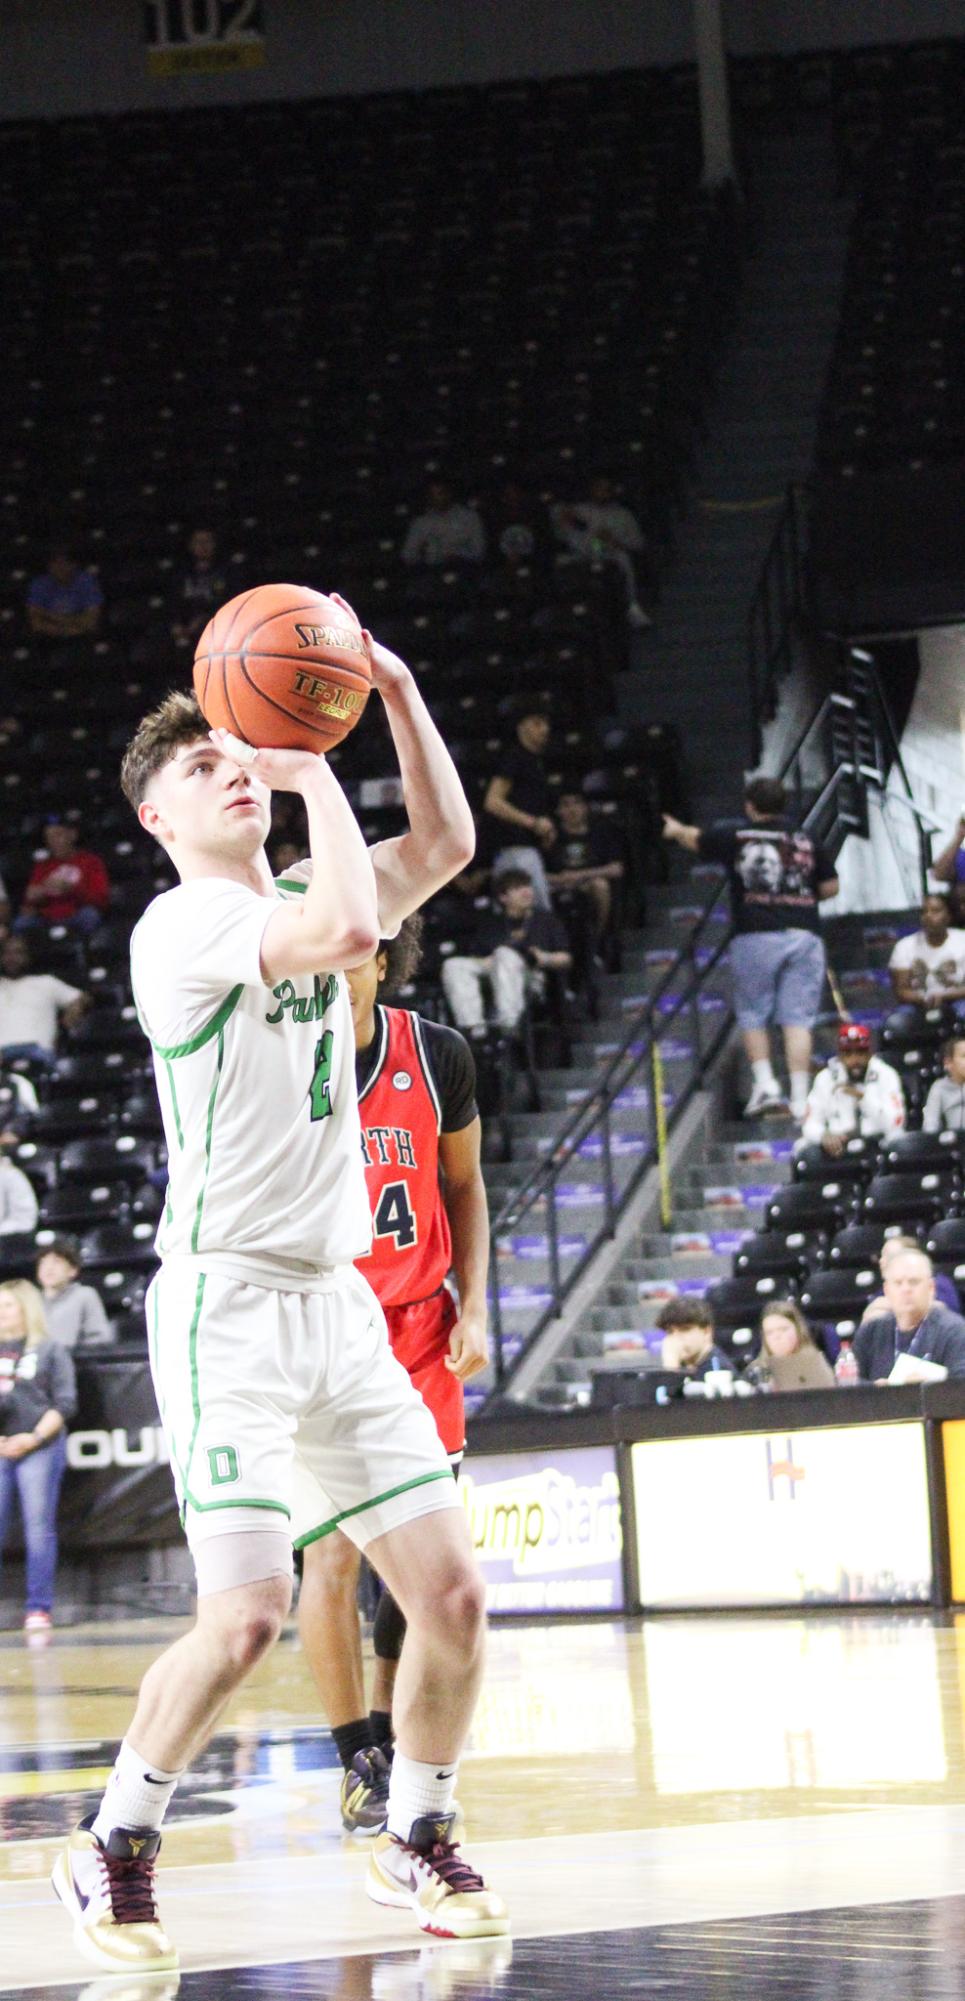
[193,583,372,753]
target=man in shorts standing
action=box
[52,617,508,1972]
[663,776,839,1120]
[297,916,490,1836]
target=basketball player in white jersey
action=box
[52,611,509,1970]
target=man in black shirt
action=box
[664,776,838,1120]
[441,868,572,1034]
[481,707,555,908]
[547,790,625,969]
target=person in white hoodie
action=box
[799,1022,905,1157]
[0,1122,38,1237]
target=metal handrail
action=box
[488,880,734,1386]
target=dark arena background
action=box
[6,2,965,1995]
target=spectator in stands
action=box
[0,1277,77,1638]
[26,545,102,645]
[440,868,571,1038]
[170,528,227,651]
[860,1233,961,1323]
[17,818,110,939]
[887,892,965,1032]
[923,1035,965,1132]
[663,776,839,1120]
[401,480,486,567]
[655,1297,735,1381]
[547,790,625,972]
[0,1065,38,1121]
[486,481,550,575]
[743,1301,834,1390]
[930,813,965,922]
[482,704,555,908]
[0,935,88,1071]
[0,1121,38,1238]
[550,476,651,628]
[36,1239,112,1349]
[270,839,302,878]
[798,1022,905,1156]
[854,1246,965,1382]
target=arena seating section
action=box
[816,38,965,476]
[0,69,741,1337]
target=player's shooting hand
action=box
[445,1306,490,1382]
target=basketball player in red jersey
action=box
[298,916,490,1834]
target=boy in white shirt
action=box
[888,892,965,1035]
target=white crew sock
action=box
[750,1059,778,1093]
[386,1750,457,1843]
[789,1072,809,1114]
[91,1738,183,1843]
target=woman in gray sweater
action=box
[0,1279,77,1635]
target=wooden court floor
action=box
[5,1609,965,1997]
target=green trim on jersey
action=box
[190,1030,226,1254]
[163,1058,184,1149]
[292,1467,455,1549]
[274,878,308,895]
[182,1495,292,1519]
[179,1270,208,1506]
[149,984,244,1062]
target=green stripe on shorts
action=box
[293,1467,455,1550]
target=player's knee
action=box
[432,1559,486,1655]
[221,1598,288,1674]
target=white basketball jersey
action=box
[130,865,372,1280]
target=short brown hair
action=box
[744,775,786,817]
[655,1296,714,1334]
[120,690,209,811]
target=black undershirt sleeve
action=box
[419,1018,479,1133]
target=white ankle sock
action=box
[789,1073,809,1113]
[91,1738,183,1843]
[751,1060,778,1092]
[386,1751,457,1842]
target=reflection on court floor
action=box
[4,1613,965,1995]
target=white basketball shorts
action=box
[145,1260,459,1556]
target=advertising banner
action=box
[144,0,265,79]
[59,1359,178,1550]
[632,1423,933,1608]
[459,1446,624,1615]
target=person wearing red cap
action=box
[798,1023,905,1157]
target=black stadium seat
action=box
[862,1172,954,1228]
[793,1139,878,1184]
[766,1184,850,1238]
[879,1130,965,1175]
[733,1233,809,1284]
[79,1222,158,1271]
[800,1267,879,1331]
[827,1223,912,1269]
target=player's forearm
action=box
[298,764,379,955]
[380,668,476,868]
[446,1173,491,1316]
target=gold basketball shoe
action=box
[51,1816,178,1972]
[367,1812,509,1938]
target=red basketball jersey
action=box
[354,1007,452,1308]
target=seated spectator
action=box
[0,935,88,1072]
[17,817,110,939]
[547,791,625,972]
[0,1277,77,1638]
[0,1120,38,1238]
[922,1035,965,1132]
[0,1065,39,1120]
[798,1022,905,1156]
[887,892,965,1033]
[170,527,227,650]
[401,480,486,567]
[36,1238,112,1349]
[860,1233,961,1321]
[440,869,571,1037]
[930,813,965,924]
[655,1297,735,1380]
[26,545,102,644]
[854,1246,965,1382]
[664,776,838,1120]
[550,476,651,627]
[481,704,556,909]
[743,1301,835,1390]
[486,480,550,575]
